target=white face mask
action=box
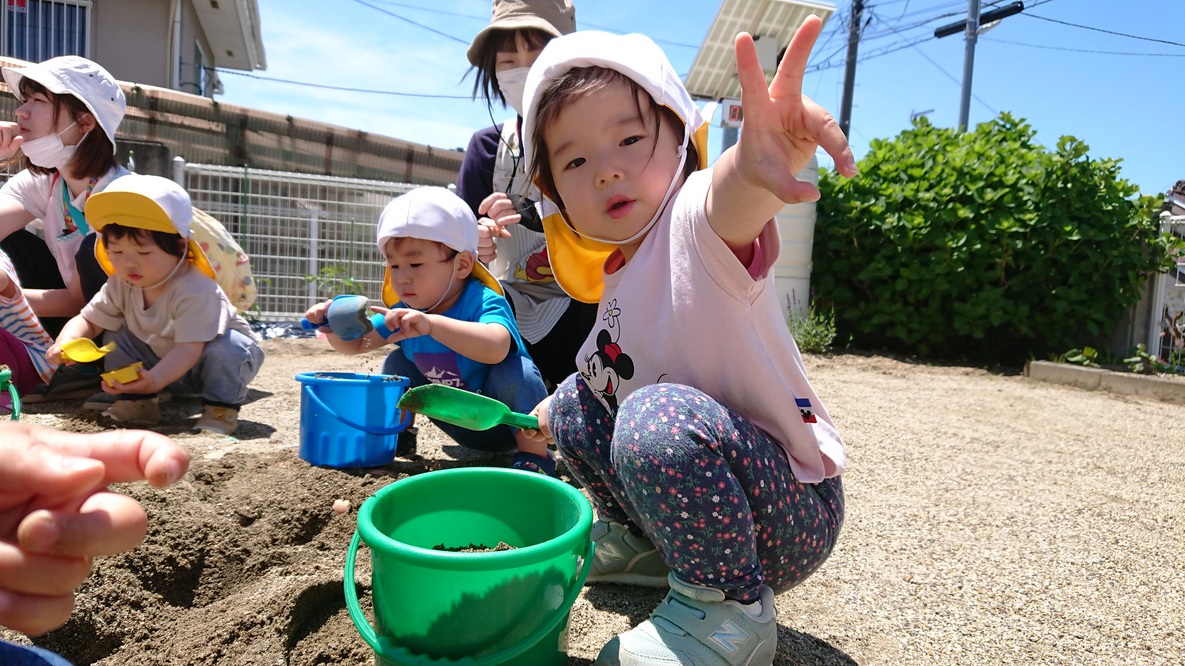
[497,67,530,117]
[21,121,80,170]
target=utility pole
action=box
[838,0,863,138]
[935,1,1023,132]
[957,0,980,132]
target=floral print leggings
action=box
[549,377,845,603]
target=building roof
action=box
[193,0,267,71]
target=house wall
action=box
[91,0,172,88]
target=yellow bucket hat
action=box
[86,174,216,280]
[521,31,711,303]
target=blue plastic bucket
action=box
[295,372,413,468]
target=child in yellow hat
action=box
[46,174,263,435]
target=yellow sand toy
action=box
[102,362,144,387]
[60,338,117,363]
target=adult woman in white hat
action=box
[0,55,129,399]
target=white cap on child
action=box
[375,187,503,305]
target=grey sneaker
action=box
[587,520,670,587]
[595,573,777,666]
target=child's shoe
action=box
[594,573,777,666]
[102,397,161,426]
[83,390,172,412]
[195,404,238,435]
[511,449,556,476]
[587,520,670,587]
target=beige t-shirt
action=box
[82,262,256,359]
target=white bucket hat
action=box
[2,55,126,149]
[520,31,710,303]
[376,187,502,306]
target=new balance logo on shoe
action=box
[595,542,623,566]
[709,619,750,655]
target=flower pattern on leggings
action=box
[550,377,844,602]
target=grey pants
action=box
[105,326,264,406]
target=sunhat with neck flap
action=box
[520,31,711,304]
[85,174,216,280]
[376,186,504,307]
[1,55,126,150]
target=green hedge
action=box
[814,113,1178,364]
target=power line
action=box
[348,0,470,45]
[1023,13,1185,48]
[215,68,471,98]
[983,37,1185,57]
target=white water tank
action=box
[773,154,819,319]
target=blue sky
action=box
[217,0,1184,198]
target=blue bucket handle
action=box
[303,384,413,436]
[344,530,594,666]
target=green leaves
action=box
[814,113,1181,364]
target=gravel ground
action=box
[2,339,1182,665]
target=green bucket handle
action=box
[344,530,594,666]
[302,384,413,436]
[0,366,19,420]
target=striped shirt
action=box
[0,251,56,384]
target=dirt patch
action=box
[2,339,1182,665]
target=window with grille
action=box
[2,0,90,62]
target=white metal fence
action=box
[178,161,417,322]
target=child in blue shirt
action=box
[304,187,553,474]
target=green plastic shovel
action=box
[396,384,539,431]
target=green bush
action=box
[814,113,1180,364]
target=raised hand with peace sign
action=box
[707,15,858,249]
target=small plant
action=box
[1060,346,1102,368]
[304,265,362,298]
[788,303,837,354]
[1123,343,1169,375]
[240,276,272,324]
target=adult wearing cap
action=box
[456,0,597,391]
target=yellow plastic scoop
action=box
[61,339,117,363]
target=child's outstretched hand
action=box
[731,15,857,204]
[379,308,431,341]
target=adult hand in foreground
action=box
[0,422,189,636]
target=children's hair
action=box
[470,27,555,111]
[527,66,699,213]
[382,236,461,262]
[100,223,187,260]
[17,78,118,180]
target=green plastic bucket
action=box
[345,468,594,666]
